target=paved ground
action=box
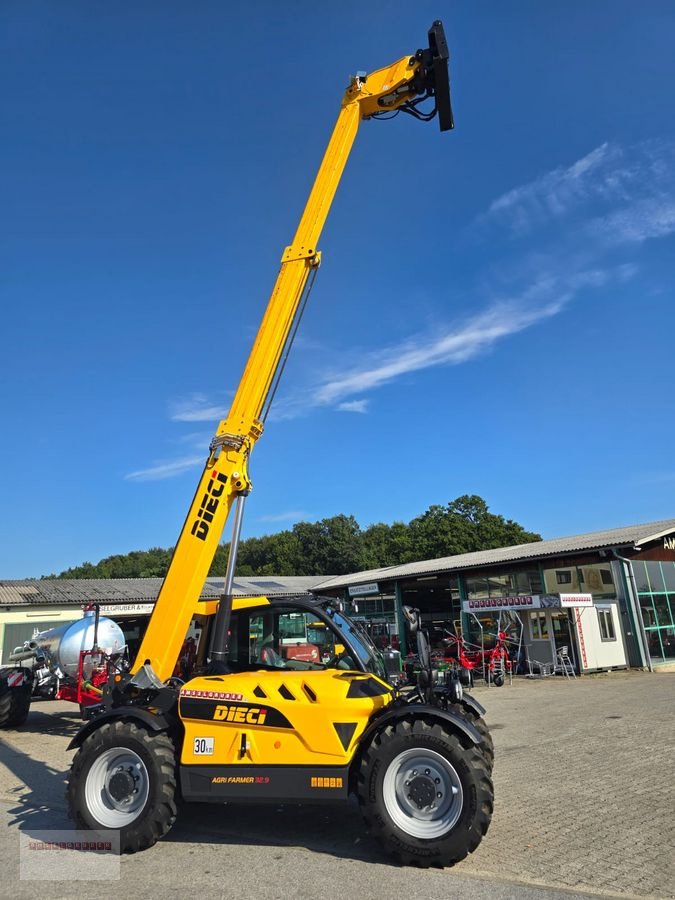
[0,671,673,899]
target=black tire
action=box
[356,716,493,867]
[451,702,494,770]
[67,720,177,853]
[492,674,504,687]
[0,669,32,728]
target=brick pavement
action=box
[460,671,675,898]
[0,671,673,897]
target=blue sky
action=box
[2,2,675,579]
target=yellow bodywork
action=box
[133,44,434,683]
[179,669,392,767]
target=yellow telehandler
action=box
[66,21,494,867]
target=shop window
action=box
[466,576,489,600]
[597,608,616,641]
[639,597,657,628]
[487,574,510,596]
[645,629,663,659]
[644,561,666,594]
[661,628,675,659]
[653,595,674,628]
[632,561,650,594]
[662,563,675,593]
[580,564,616,596]
[556,570,572,585]
[529,611,549,640]
[526,569,543,593]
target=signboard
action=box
[462,592,594,613]
[348,583,380,597]
[98,603,155,616]
[664,535,675,551]
[559,593,594,608]
[462,596,540,612]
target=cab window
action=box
[226,606,356,671]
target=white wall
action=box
[572,605,626,671]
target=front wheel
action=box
[67,720,177,853]
[450,702,494,770]
[356,717,493,867]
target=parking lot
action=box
[1,671,674,899]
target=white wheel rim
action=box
[382,747,463,839]
[84,747,150,828]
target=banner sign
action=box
[559,593,594,608]
[462,596,541,612]
[348,582,380,597]
[462,592,594,613]
[98,603,155,616]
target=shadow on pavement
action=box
[165,798,396,867]
[13,704,82,739]
[0,736,71,832]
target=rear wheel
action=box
[356,717,493,867]
[0,668,32,728]
[68,720,177,853]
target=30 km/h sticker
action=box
[193,737,215,755]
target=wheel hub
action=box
[107,768,137,803]
[407,775,436,809]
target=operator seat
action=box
[259,641,284,667]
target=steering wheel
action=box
[327,651,355,670]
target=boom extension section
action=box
[130,21,453,686]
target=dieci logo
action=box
[213,704,268,725]
[190,472,228,541]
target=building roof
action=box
[315,518,675,591]
[0,576,328,608]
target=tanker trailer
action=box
[0,606,126,728]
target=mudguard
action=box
[357,701,482,753]
[67,707,169,751]
[460,692,486,718]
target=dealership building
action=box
[314,518,675,672]
[1,518,674,674]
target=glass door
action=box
[550,611,576,669]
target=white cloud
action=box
[336,399,369,414]
[170,393,231,423]
[125,455,203,482]
[483,142,618,234]
[481,139,675,241]
[312,298,564,406]
[587,197,675,245]
[270,261,635,421]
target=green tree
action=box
[48,496,539,579]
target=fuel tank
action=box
[28,613,125,678]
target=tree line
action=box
[48,495,540,580]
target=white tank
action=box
[31,614,126,678]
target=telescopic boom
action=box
[132,21,454,684]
